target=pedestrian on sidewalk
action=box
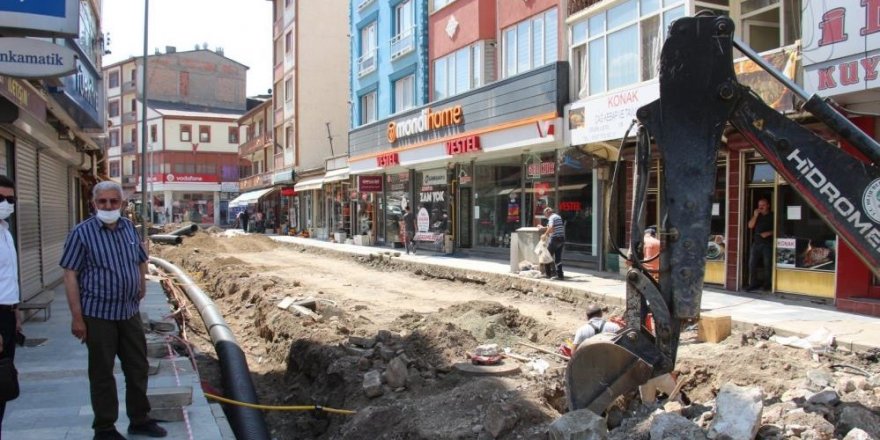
[542,207,565,280]
[60,181,167,440]
[0,175,21,433]
[403,205,416,255]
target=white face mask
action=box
[0,201,13,220]
[96,209,121,224]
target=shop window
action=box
[385,172,411,245]
[228,127,239,144]
[180,125,191,142]
[748,163,775,184]
[524,152,557,228]
[502,7,558,78]
[475,157,522,248]
[199,125,211,143]
[557,148,595,253]
[776,184,836,271]
[414,169,450,250]
[108,70,120,88]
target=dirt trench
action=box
[153,231,880,439]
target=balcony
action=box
[122,80,136,93]
[238,133,272,156]
[358,50,377,77]
[390,28,415,60]
[122,111,137,124]
[239,172,272,192]
[121,142,137,154]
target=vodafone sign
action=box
[160,173,219,183]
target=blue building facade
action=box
[350,0,429,130]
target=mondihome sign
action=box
[387,105,463,143]
[0,37,77,79]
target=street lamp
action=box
[139,0,150,237]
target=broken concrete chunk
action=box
[363,370,383,398]
[838,405,880,439]
[150,318,177,333]
[484,403,518,438]
[807,389,840,406]
[806,369,835,391]
[384,356,408,389]
[349,335,376,349]
[707,383,763,440]
[843,428,873,440]
[548,409,607,440]
[276,296,296,310]
[650,412,708,440]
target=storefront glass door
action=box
[558,148,595,255]
[475,157,522,249]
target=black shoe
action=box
[555,275,565,280]
[128,419,167,438]
[94,429,126,440]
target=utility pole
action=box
[139,0,150,238]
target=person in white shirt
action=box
[573,303,621,346]
[0,175,21,431]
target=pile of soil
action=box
[152,231,880,439]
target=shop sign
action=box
[802,0,880,96]
[422,169,446,186]
[445,135,481,156]
[527,161,555,178]
[569,81,659,144]
[534,182,551,197]
[164,173,219,183]
[734,46,798,112]
[560,201,582,212]
[387,105,463,143]
[0,0,79,37]
[358,175,383,192]
[52,57,103,130]
[776,238,797,268]
[272,168,295,185]
[0,75,46,120]
[220,182,240,193]
[416,207,430,232]
[376,152,400,168]
[0,38,77,79]
[280,187,296,196]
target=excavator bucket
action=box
[565,333,653,413]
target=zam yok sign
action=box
[0,37,77,79]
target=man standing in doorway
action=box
[543,207,565,280]
[60,181,166,440]
[747,197,774,292]
[0,175,21,432]
[402,205,416,255]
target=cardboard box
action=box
[698,313,732,343]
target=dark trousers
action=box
[84,315,151,432]
[0,307,16,435]
[548,237,565,278]
[748,240,773,289]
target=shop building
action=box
[103,47,249,225]
[0,0,106,302]
[270,0,349,238]
[231,98,276,231]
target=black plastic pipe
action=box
[169,223,199,236]
[150,257,271,440]
[149,234,182,245]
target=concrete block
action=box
[147,386,193,408]
[148,359,160,375]
[146,334,170,358]
[149,407,186,422]
[698,313,732,343]
[158,358,195,376]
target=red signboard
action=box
[560,201,582,212]
[159,173,220,183]
[280,187,296,196]
[358,175,383,192]
[445,135,481,156]
[527,161,555,177]
[376,152,400,168]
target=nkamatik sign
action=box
[0,37,77,79]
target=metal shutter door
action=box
[14,142,42,301]
[38,151,70,287]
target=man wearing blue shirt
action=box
[543,207,566,280]
[61,181,166,440]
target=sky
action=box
[102,0,273,97]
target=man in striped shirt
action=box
[543,207,566,280]
[61,181,166,440]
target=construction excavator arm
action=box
[566,14,880,414]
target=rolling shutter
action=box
[14,141,41,301]
[38,151,70,287]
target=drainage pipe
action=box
[150,257,271,440]
[148,235,182,245]
[169,223,199,236]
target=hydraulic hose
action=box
[150,257,271,440]
[169,223,199,236]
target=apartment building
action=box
[254,0,349,239]
[103,47,247,225]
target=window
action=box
[392,0,415,59]
[129,99,136,112]
[286,126,294,150]
[199,126,211,143]
[108,100,120,117]
[285,31,292,54]
[109,129,119,147]
[739,0,798,52]
[360,91,376,125]
[431,0,454,12]
[359,22,377,76]
[150,124,157,143]
[571,0,684,97]
[284,78,293,102]
[433,44,484,99]
[502,8,558,78]
[180,125,191,142]
[394,74,414,113]
[109,161,120,177]
[228,127,239,144]
[129,128,137,145]
[108,71,119,88]
[130,68,136,81]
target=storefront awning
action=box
[294,176,324,192]
[323,167,350,184]
[228,187,276,208]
